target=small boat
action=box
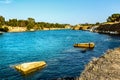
[74,42,95,48]
[14,61,46,75]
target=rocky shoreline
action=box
[79,48,120,80]
[92,22,120,35]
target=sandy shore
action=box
[79,48,120,80]
[7,26,67,32]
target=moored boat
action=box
[74,42,95,48]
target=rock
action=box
[14,61,46,75]
[79,48,120,80]
[0,31,3,34]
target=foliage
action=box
[0,27,9,32]
[27,18,35,30]
[17,20,28,27]
[107,13,120,22]
[0,16,68,31]
[0,16,5,26]
[95,22,100,25]
[81,23,95,26]
[8,19,18,26]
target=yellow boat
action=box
[74,42,95,48]
[14,61,46,75]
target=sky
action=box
[0,0,120,25]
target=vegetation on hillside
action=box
[0,16,68,32]
[107,13,120,22]
[94,13,120,34]
[1,13,120,33]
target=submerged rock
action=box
[14,61,46,75]
[79,48,120,80]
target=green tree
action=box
[0,27,9,32]
[107,13,120,22]
[27,18,35,30]
[8,19,18,26]
[95,22,100,25]
[18,20,28,27]
[0,16,5,27]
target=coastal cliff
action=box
[7,26,27,32]
[79,48,120,80]
[94,22,120,34]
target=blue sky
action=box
[0,0,120,25]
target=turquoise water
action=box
[0,30,120,80]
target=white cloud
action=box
[0,0,12,4]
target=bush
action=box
[0,27,9,32]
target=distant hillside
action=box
[0,15,71,32]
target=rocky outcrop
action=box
[79,48,120,80]
[95,23,120,34]
[72,24,90,30]
[8,26,27,32]
[14,61,46,75]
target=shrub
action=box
[0,27,9,32]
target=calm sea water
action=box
[0,30,120,80]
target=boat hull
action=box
[74,42,95,48]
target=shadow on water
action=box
[51,77,80,80]
[73,47,94,53]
